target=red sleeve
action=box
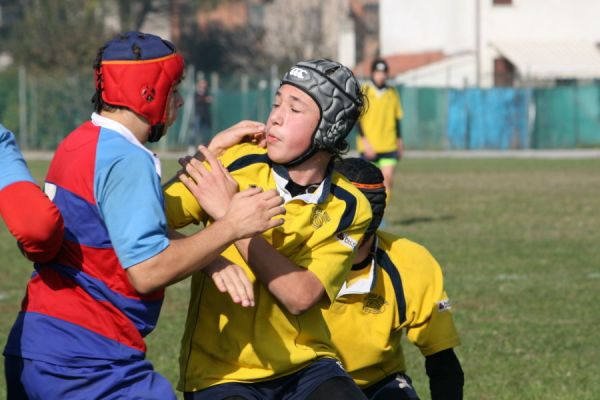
[0,181,64,262]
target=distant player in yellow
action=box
[357,58,404,197]
[164,59,373,400]
[324,157,464,400]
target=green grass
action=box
[2,158,600,399]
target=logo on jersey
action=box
[44,182,57,201]
[437,298,452,312]
[310,206,330,229]
[363,293,386,313]
[336,232,357,250]
[288,67,309,81]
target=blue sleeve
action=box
[0,124,36,191]
[95,149,169,269]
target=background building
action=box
[379,0,600,87]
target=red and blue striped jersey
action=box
[4,114,170,366]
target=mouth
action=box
[266,133,280,143]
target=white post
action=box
[18,64,28,149]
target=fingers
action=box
[262,189,284,206]
[178,155,192,167]
[208,121,266,155]
[223,165,238,187]
[192,149,206,162]
[235,119,264,128]
[234,189,284,215]
[229,125,265,146]
[225,266,254,307]
[197,146,221,174]
[256,133,267,148]
[184,157,209,183]
[183,147,228,185]
[214,266,255,307]
[178,169,203,196]
[265,217,285,230]
[266,205,286,221]
[211,271,228,293]
[235,266,255,307]
[236,186,264,198]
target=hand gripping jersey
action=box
[3,114,170,366]
[357,82,403,155]
[323,231,461,388]
[0,126,64,262]
[163,143,372,391]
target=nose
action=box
[175,92,184,108]
[268,105,283,126]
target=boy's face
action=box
[165,84,184,129]
[372,70,387,87]
[265,84,320,164]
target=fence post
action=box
[210,72,219,132]
[18,64,28,150]
[177,64,195,149]
[241,74,249,119]
[574,83,579,148]
[270,64,278,109]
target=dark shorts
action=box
[362,373,420,400]
[360,152,399,168]
[184,358,359,400]
[5,355,175,400]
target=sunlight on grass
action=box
[1,158,599,399]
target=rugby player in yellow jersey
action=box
[164,59,373,400]
[324,157,464,400]
[357,58,404,197]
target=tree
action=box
[1,0,106,73]
[262,0,351,70]
[0,0,197,73]
[177,0,271,74]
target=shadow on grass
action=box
[391,214,456,226]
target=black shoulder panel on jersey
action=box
[376,248,407,324]
[330,183,357,235]
[226,153,271,173]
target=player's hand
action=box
[362,138,377,160]
[178,146,238,220]
[207,120,266,157]
[222,187,285,239]
[204,257,255,307]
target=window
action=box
[494,57,516,87]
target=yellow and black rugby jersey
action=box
[357,82,403,154]
[163,143,372,391]
[323,230,460,388]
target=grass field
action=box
[1,157,599,399]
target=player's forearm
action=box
[425,348,464,400]
[127,218,238,294]
[235,236,324,315]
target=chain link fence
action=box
[1,65,599,151]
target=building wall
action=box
[380,0,600,87]
[380,0,474,55]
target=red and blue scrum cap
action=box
[95,32,184,132]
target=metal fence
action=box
[1,65,599,151]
